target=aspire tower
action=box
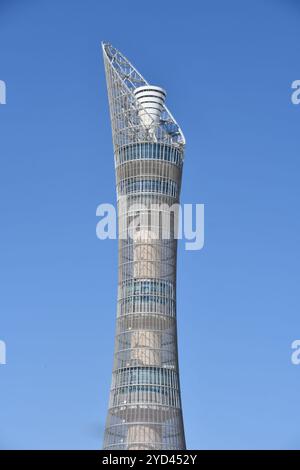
[102,43,186,450]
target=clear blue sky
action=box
[0,0,300,450]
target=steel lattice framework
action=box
[102,42,186,450]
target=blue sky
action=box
[0,0,300,450]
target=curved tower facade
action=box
[102,43,186,450]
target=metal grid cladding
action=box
[102,42,186,450]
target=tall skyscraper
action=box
[102,43,186,450]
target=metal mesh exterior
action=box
[102,43,186,450]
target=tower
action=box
[102,43,186,450]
